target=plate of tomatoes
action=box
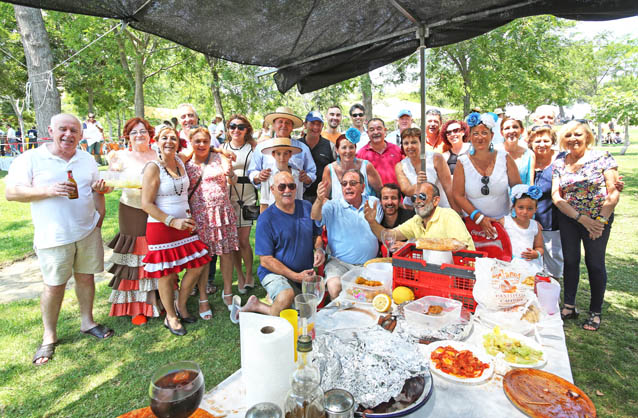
[423,340,494,384]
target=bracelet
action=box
[470,209,480,221]
[315,247,325,254]
[164,215,175,227]
[596,216,608,225]
[475,214,485,225]
[574,213,582,222]
[536,250,542,259]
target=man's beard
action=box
[416,201,435,218]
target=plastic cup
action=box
[279,309,298,361]
[537,281,561,315]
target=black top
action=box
[299,135,335,203]
[534,156,560,231]
[382,207,415,229]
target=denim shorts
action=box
[261,273,301,302]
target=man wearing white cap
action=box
[247,106,316,189]
[386,109,413,147]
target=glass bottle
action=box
[67,170,79,199]
[284,335,325,418]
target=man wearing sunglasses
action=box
[349,103,369,151]
[311,170,383,299]
[242,172,324,316]
[364,182,474,251]
[248,106,316,190]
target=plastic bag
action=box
[473,257,531,310]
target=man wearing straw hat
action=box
[259,137,304,210]
[247,106,316,189]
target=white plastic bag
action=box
[473,258,530,310]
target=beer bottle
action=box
[67,170,79,199]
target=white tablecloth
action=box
[200,302,572,417]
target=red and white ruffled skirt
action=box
[143,222,211,278]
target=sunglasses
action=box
[530,124,552,132]
[229,123,247,131]
[351,112,364,118]
[410,193,428,203]
[276,183,297,191]
[446,127,463,135]
[340,180,360,187]
[481,176,490,196]
[129,129,148,136]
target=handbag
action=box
[229,143,259,220]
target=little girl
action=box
[501,184,544,272]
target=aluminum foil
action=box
[394,303,474,342]
[314,326,428,409]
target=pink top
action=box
[356,141,403,185]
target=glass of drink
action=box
[295,293,318,340]
[381,229,397,256]
[301,275,325,305]
[149,361,205,418]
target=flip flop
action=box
[81,324,115,339]
[33,342,57,366]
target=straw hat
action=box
[261,137,302,155]
[263,106,303,129]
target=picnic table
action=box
[199,299,571,417]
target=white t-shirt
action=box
[6,145,100,249]
[6,127,16,140]
[83,120,103,145]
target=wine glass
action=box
[149,361,205,418]
[381,229,397,256]
[302,275,325,304]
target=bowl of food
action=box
[341,267,392,304]
[404,296,462,330]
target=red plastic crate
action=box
[391,243,487,313]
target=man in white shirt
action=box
[5,113,114,366]
[83,113,104,164]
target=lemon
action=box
[392,286,415,305]
[372,293,392,313]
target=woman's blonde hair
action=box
[558,120,594,151]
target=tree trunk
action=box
[206,55,225,126]
[134,57,145,117]
[14,5,61,138]
[620,117,630,155]
[361,73,373,121]
[596,123,602,146]
[106,112,113,142]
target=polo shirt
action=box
[6,145,100,249]
[395,207,475,250]
[317,196,383,265]
[247,137,317,186]
[298,135,335,202]
[356,141,402,185]
[255,200,320,280]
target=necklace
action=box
[164,162,184,196]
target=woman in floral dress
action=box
[551,120,620,331]
[186,127,239,319]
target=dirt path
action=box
[0,245,114,304]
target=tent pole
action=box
[418,26,428,175]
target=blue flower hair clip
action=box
[466,112,496,130]
[510,184,542,204]
[345,127,361,144]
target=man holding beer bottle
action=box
[5,113,114,366]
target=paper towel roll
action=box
[240,312,295,410]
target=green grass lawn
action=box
[1,144,637,417]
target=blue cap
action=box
[305,111,324,123]
[397,109,412,118]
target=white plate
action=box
[422,340,494,384]
[480,329,547,369]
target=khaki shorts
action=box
[36,227,105,286]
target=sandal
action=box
[560,305,579,321]
[164,318,187,336]
[229,295,241,324]
[199,300,213,320]
[222,291,233,307]
[175,303,197,324]
[81,324,115,339]
[33,342,57,366]
[237,284,247,295]
[583,312,602,331]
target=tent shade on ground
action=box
[6,1,638,93]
